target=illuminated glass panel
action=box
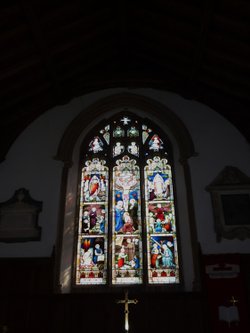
[127,126,139,137]
[112,156,143,284]
[113,142,125,157]
[145,157,179,284]
[148,134,163,151]
[76,159,108,285]
[120,117,131,125]
[89,136,104,153]
[127,142,139,156]
[142,124,152,144]
[113,126,125,138]
[76,115,180,287]
[100,125,110,144]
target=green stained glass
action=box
[76,115,180,287]
[127,126,139,137]
[113,126,125,138]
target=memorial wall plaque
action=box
[206,166,250,241]
[0,188,42,242]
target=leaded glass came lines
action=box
[75,114,180,287]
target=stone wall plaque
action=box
[0,188,42,242]
[206,166,250,241]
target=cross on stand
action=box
[230,296,239,306]
[116,290,138,332]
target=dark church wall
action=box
[0,256,249,333]
[0,258,53,333]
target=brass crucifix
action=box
[230,296,239,306]
[116,290,138,332]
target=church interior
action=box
[0,1,250,332]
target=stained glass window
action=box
[76,114,180,286]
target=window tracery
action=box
[75,114,180,286]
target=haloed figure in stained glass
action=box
[76,114,179,286]
[115,200,125,232]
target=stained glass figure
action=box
[113,157,140,231]
[127,126,139,137]
[148,202,174,233]
[149,134,163,151]
[76,158,108,285]
[81,159,108,203]
[113,126,125,138]
[81,204,106,234]
[149,235,178,283]
[113,142,125,157]
[112,156,142,284]
[145,156,179,284]
[78,236,107,285]
[113,235,142,284]
[127,142,139,156]
[145,157,172,201]
[77,115,180,287]
[89,136,103,153]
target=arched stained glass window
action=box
[75,114,180,286]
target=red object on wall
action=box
[203,254,249,333]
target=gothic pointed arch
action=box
[55,93,196,165]
[55,92,199,292]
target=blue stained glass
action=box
[112,156,143,284]
[145,156,179,284]
[76,116,180,287]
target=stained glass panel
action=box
[127,142,139,156]
[142,124,152,144]
[112,156,143,284]
[113,126,125,138]
[76,159,108,285]
[89,136,103,153]
[145,157,179,284]
[149,135,163,151]
[113,142,125,157]
[127,126,139,137]
[120,117,131,125]
[100,125,110,144]
[76,115,180,287]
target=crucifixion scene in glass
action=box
[75,114,179,286]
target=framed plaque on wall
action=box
[206,166,250,242]
[0,188,42,242]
